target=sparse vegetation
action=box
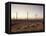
[11,19,44,32]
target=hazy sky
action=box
[11,4,43,19]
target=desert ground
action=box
[11,19,44,32]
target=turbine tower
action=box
[26,11,28,24]
[27,11,28,20]
[16,12,17,20]
[35,14,37,19]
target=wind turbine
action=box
[35,14,38,19]
[16,12,17,20]
[26,10,28,24]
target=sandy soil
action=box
[11,19,44,32]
